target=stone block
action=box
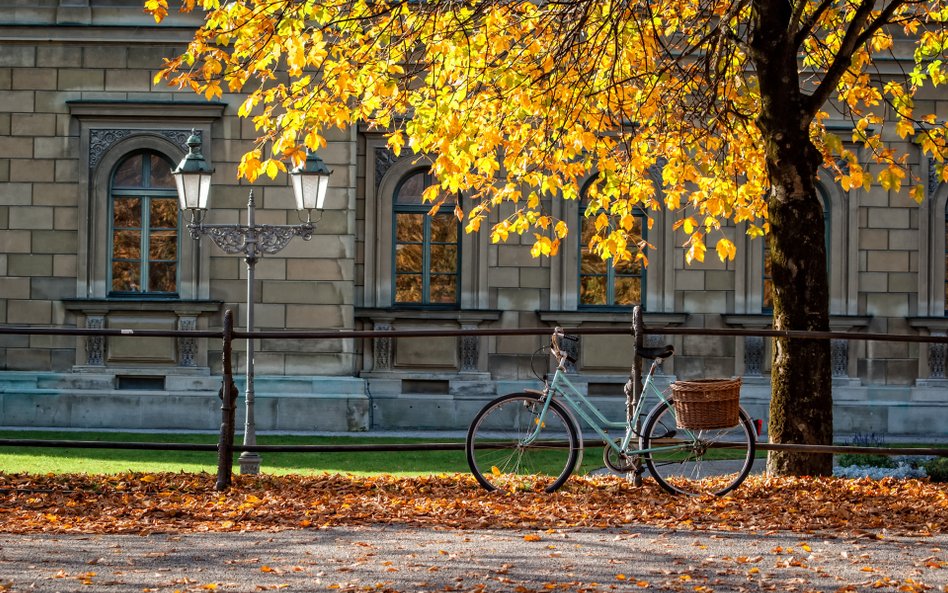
[833,404,889,434]
[519,267,549,289]
[55,158,79,183]
[5,348,51,370]
[394,335,457,368]
[127,46,179,68]
[53,254,77,277]
[10,159,55,183]
[682,290,727,314]
[0,231,33,253]
[106,316,176,365]
[858,227,888,249]
[7,299,52,324]
[888,229,918,251]
[58,69,104,91]
[7,253,53,276]
[580,333,635,370]
[0,182,30,206]
[37,46,81,68]
[487,266,519,288]
[34,137,79,160]
[9,206,53,229]
[54,207,78,230]
[274,234,350,259]
[3,276,30,299]
[867,206,910,229]
[245,258,286,280]
[496,287,540,311]
[34,91,79,114]
[675,268,704,291]
[85,47,126,68]
[285,304,346,329]
[0,69,8,91]
[0,159,8,182]
[705,269,734,290]
[858,271,888,293]
[882,360,918,386]
[30,230,77,254]
[12,68,56,91]
[887,272,916,290]
[865,293,910,317]
[285,258,352,281]
[30,277,74,300]
[866,250,909,272]
[12,113,56,136]
[0,135,33,158]
[0,47,35,68]
[105,69,151,92]
[497,244,541,268]
[247,303,285,328]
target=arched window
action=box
[109,150,179,296]
[579,185,646,308]
[392,169,460,306]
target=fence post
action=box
[216,309,237,491]
[623,305,645,485]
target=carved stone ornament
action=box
[374,147,398,190]
[89,129,196,170]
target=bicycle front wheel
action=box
[466,392,580,493]
[640,401,755,496]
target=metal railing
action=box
[1,308,946,490]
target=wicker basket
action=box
[670,377,742,430]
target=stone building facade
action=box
[0,0,945,437]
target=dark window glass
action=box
[579,185,645,308]
[393,170,460,306]
[109,150,179,296]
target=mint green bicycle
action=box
[465,327,757,496]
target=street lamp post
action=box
[173,131,331,474]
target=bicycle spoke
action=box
[641,401,755,496]
[466,393,580,493]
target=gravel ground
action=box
[0,525,944,592]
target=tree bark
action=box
[750,0,834,476]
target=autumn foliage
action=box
[145,0,948,265]
[1,472,945,536]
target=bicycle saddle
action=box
[635,344,675,359]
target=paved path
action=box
[1,526,944,592]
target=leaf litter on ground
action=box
[0,472,945,536]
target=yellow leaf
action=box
[491,466,502,477]
[554,220,569,239]
[616,574,627,580]
[523,534,542,542]
[715,237,736,262]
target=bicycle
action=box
[465,327,757,496]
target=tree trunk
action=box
[765,153,834,477]
[751,0,834,476]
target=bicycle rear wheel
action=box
[466,392,581,493]
[640,400,755,496]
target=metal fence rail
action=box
[1,310,946,490]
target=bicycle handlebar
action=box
[551,327,675,368]
[551,327,578,366]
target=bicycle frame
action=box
[527,356,685,459]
